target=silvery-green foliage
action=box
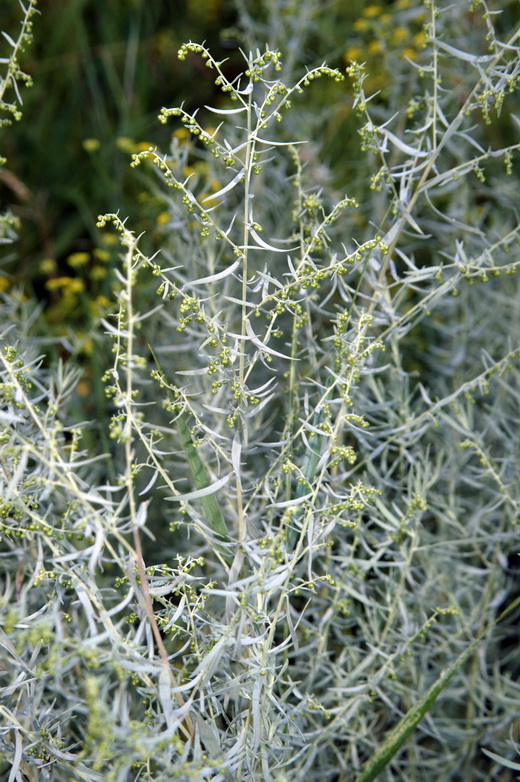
[1,2,520,781]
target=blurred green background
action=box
[0,1,433,297]
[1,0,237,312]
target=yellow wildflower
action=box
[391,27,409,45]
[402,47,417,60]
[345,47,363,63]
[46,277,72,291]
[64,279,85,295]
[45,277,85,294]
[156,211,170,226]
[67,252,90,268]
[0,275,10,293]
[93,248,110,262]
[83,138,100,153]
[354,19,369,32]
[116,137,136,154]
[39,258,57,275]
[363,5,381,18]
[135,141,154,152]
[90,266,107,281]
[101,233,119,247]
[173,128,189,141]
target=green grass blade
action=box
[174,410,230,543]
[286,408,326,551]
[354,637,481,782]
[496,592,520,624]
[149,347,229,548]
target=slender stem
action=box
[431,2,438,148]
[123,238,194,740]
[235,76,257,546]
[131,524,194,739]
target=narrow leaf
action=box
[245,319,296,359]
[202,168,245,202]
[481,748,520,771]
[166,471,231,501]
[248,226,299,253]
[231,436,242,489]
[183,257,241,288]
[2,31,16,48]
[377,127,429,158]
[8,729,22,782]
[435,40,494,63]
[204,104,247,115]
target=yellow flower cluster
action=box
[67,252,90,268]
[116,138,154,155]
[83,138,155,156]
[38,229,119,326]
[345,1,427,91]
[45,276,85,294]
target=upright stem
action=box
[123,239,194,739]
[236,80,256,545]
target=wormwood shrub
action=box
[2,3,520,781]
